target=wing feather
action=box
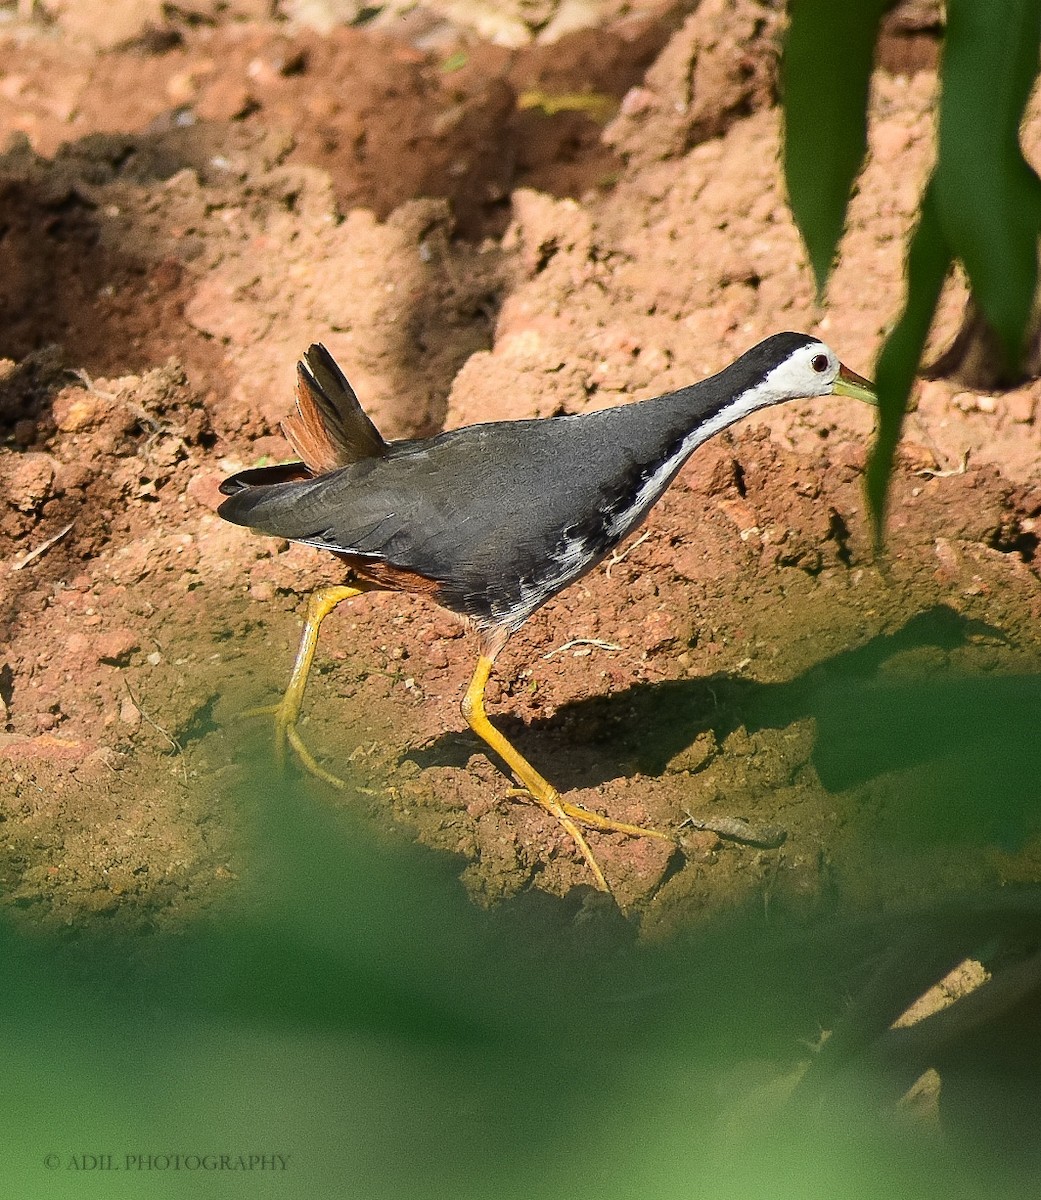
[280,344,389,473]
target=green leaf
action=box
[782,0,888,295]
[866,179,953,542]
[933,0,1041,367]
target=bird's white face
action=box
[763,340,877,406]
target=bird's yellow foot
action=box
[463,652,676,892]
[510,782,672,892]
[501,773,670,890]
[239,699,348,790]
[531,786,611,892]
[505,787,670,841]
[239,583,372,789]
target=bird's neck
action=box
[654,356,787,444]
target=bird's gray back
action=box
[245,398,699,627]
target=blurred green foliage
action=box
[783,0,1041,537]
[5,637,1041,1200]
[781,3,888,293]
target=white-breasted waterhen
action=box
[219,334,875,892]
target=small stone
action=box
[67,633,89,656]
[4,453,55,512]
[95,629,140,667]
[680,828,721,862]
[1007,392,1036,424]
[975,395,997,414]
[119,697,142,729]
[196,81,257,123]
[249,580,276,602]
[53,391,104,433]
[934,537,962,577]
[642,610,679,652]
[146,651,162,667]
[426,644,449,669]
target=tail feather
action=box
[281,343,388,474]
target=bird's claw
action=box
[236,702,282,720]
[505,786,671,842]
[282,720,349,790]
[239,698,348,789]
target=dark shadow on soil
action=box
[0,115,505,445]
[0,13,679,422]
[411,604,1041,845]
[0,128,236,379]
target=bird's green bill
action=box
[832,363,877,405]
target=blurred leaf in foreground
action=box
[867,181,952,540]
[784,0,1041,533]
[782,0,888,295]
[934,0,1041,367]
[3,748,1041,1198]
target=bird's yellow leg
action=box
[244,583,373,789]
[461,655,671,892]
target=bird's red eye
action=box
[811,353,829,373]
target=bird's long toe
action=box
[239,695,349,789]
[559,799,672,842]
[282,719,349,790]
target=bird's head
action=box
[750,332,877,407]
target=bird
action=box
[218,333,875,892]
